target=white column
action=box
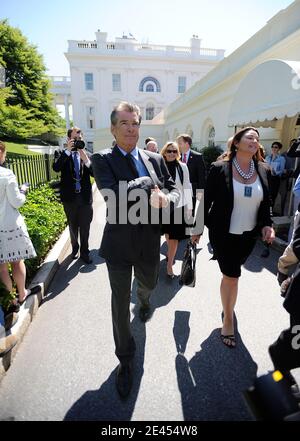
[64,94,70,128]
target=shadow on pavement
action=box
[243,241,280,276]
[64,315,146,421]
[173,311,257,421]
[42,248,105,304]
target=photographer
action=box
[53,127,94,264]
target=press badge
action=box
[244,186,252,197]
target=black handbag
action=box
[179,241,197,287]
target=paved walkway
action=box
[0,189,299,421]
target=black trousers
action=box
[106,258,160,364]
[269,175,281,208]
[63,194,93,257]
[270,313,300,372]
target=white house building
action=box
[93,0,300,155]
[50,31,225,150]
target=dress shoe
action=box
[139,304,152,322]
[80,255,93,264]
[116,363,133,398]
[0,334,18,357]
[4,312,18,331]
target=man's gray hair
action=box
[110,101,142,126]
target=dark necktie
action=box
[126,153,139,178]
[73,152,81,192]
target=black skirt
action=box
[161,206,191,241]
[209,228,257,278]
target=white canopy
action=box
[228,59,300,126]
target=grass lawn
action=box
[5,142,41,157]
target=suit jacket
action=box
[52,150,93,204]
[204,159,272,239]
[284,218,300,316]
[91,146,180,264]
[186,150,206,198]
[287,140,300,179]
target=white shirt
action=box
[229,176,263,234]
[181,149,191,164]
[175,162,193,209]
[64,149,91,168]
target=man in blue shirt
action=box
[265,141,286,211]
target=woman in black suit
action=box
[203,127,275,348]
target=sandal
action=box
[221,334,236,348]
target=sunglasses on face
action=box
[166,149,178,154]
[76,130,81,134]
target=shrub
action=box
[19,184,67,280]
[200,145,224,169]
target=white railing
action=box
[50,76,71,83]
[68,40,225,59]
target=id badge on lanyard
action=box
[244,186,252,198]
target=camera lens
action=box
[74,140,85,150]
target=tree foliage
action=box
[0,19,65,139]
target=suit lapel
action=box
[257,162,268,189]
[224,160,232,192]
[112,145,136,180]
[139,150,162,186]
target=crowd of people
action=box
[1,101,300,402]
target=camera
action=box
[71,139,85,151]
[244,370,300,420]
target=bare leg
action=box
[11,260,27,301]
[167,239,178,275]
[0,263,13,293]
[220,274,239,347]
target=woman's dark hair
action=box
[228,126,262,161]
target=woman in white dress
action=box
[0,141,40,305]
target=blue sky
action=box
[0,0,294,76]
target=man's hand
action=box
[261,226,275,244]
[66,138,74,151]
[79,148,89,163]
[150,185,169,208]
[191,234,201,244]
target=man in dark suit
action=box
[177,134,206,211]
[269,209,300,380]
[53,127,93,264]
[91,102,179,398]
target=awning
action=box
[228,59,300,126]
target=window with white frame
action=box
[178,76,186,93]
[146,105,155,120]
[208,126,215,147]
[85,73,94,90]
[139,77,161,92]
[146,83,154,92]
[87,142,94,153]
[112,74,121,92]
[86,106,95,130]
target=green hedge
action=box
[20,183,67,279]
[200,145,224,169]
